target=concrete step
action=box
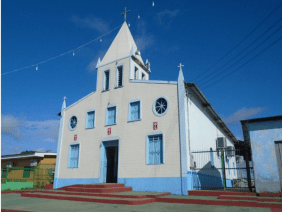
[219,195,282,203]
[156,195,282,209]
[21,192,156,205]
[66,183,125,189]
[188,190,256,197]
[25,190,171,199]
[65,186,132,193]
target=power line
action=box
[1,24,123,76]
[1,3,156,76]
[197,16,282,84]
[201,35,282,90]
[198,26,282,87]
[191,2,282,82]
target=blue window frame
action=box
[68,144,79,168]
[103,70,110,91]
[107,107,116,125]
[86,111,95,128]
[147,134,163,165]
[129,101,140,121]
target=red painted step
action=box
[21,192,156,205]
[67,183,125,189]
[188,190,256,197]
[156,197,282,209]
[219,195,282,203]
[258,192,282,197]
[25,190,171,199]
[66,186,132,193]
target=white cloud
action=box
[7,146,20,154]
[157,9,180,29]
[222,107,265,125]
[25,119,60,143]
[36,147,46,152]
[1,114,59,143]
[135,20,154,51]
[1,114,26,139]
[71,15,110,33]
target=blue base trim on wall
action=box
[187,171,233,190]
[53,178,99,189]
[118,177,184,195]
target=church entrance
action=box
[100,140,119,183]
[105,146,118,183]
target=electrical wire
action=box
[201,35,282,90]
[191,2,282,82]
[1,24,124,76]
[198,26,282,87]
[1,4,155,76]
[197,16,282,84]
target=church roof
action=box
[185,82,238,144]
[101,22,144,65]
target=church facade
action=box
[54,22,238,195]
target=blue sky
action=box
[2,0,282,155]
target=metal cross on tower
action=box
[121,7,130,22]
[178,63,184,71]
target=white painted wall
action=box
[58,56,181,180]
[186,88,237,180]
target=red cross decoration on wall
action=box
[107,128,111,135]
[74,134,77,141]
[153,122,158,130]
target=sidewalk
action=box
[1,193,274,212]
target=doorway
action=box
[100,140,119,183]
[106,146,118,183]
[275,141,282,190]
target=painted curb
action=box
[219,195,282,203]
[21,193,156,205]
[22,190,171,199]
[188,190,257,197]
[155,197,282,208]
[258,192,282,197]
[66,187,132,193]
[1,209,33,212]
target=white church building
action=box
[54,19,238,195]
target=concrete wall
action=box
[247,119,282,193]
[186,88,237,190]
[55,56,182,194]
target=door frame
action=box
[275,141,282,190]
[99,137,120,183]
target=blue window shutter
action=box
[130,102,140,121]
[69,144,79,168]
[107,107,116,125]
[148,135,163,165]
[87,111,95,128]
[149,137,154,164]
[160,137,163,163]
[154,136,162,164]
